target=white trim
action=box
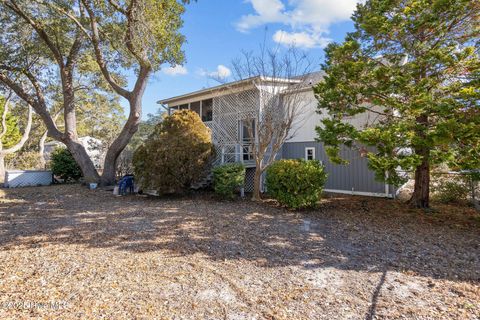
[324,189,393,198]
[305,147,315,160]
[157,76,301,105]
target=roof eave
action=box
[157,76,302,105]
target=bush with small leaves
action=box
[431,174,471,204]
[133,110,213,194]
[266,159,327,209]
[6,151,41,170]
[50,148,82,182]
[213,163,246,199]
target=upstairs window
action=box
[201,99,213,122]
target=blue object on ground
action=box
[118,175,134,195]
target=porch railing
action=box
[217,143,256,167]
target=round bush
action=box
[133,110,213,194]
[50,148,83,182]
[213,163,246,199]
[266,159,328,209]
[431,174,471,204]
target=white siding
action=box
[286,90,326,143]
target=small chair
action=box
[118,175,134,195]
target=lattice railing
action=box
[210,89,259,166]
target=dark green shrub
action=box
[132,110,214,194]
[266,159,328,209]
[213,163,246,199]
[50,148,82,182]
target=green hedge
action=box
[266,159,327,209]
[50,148,82,182]
[212,163,246,199]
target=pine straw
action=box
[0,185,478,319]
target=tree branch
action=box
[0,90,13,146]
[0,73,63,140]
[2,105,33,154]
[5,0,64,67]
[81,0,130,98]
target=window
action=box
[190,101,201,117]
[239,119,255,161]
[305,147,315,161]
[201,99,213,122]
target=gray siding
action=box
[282,142,388,195]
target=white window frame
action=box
[305,147,315,161]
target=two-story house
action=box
[158,72,394,197]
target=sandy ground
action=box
[0,185,478,319]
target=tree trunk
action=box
[252,168,263,201]
[39,130,47,169]
[65,139,100,183]
[409,113,430,209]
[100,106,141,185]
[100,78,147,186]
[409,153,430,208]
[0,154,5,184]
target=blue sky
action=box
[133,0,360,118]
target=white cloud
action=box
[273,30,331,49]
[162,65,188,76]
[237,0,287,32]
[236,0,362,48]
[199,65,232,80]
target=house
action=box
[158,72,394,197]
[44,136,103,169]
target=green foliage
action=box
[50,148,82,182]
[266,159,328,210]
[431,174,471,204]
[212,163,246,199]
[5,151,41,170]
[315,0,480,190]
[133,110,213,194]
[76,92,126,147]
[0,96,21,149]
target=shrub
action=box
[5,151,41,170]
[431,174,470,204]
[50,148,82,181]
[132,110,213,194]
[213,163,246,199]
[266,159,328,209]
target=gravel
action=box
[0,185,478,319]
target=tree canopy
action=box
[0,0,190,184]
[315,0,479,208]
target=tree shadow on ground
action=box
[0,185,478,283]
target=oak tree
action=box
[0,0,189,184]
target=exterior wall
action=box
[285,90,324,143]
[282,141,390,195]
[285,90,385,143]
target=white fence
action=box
[4,170,53,188]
